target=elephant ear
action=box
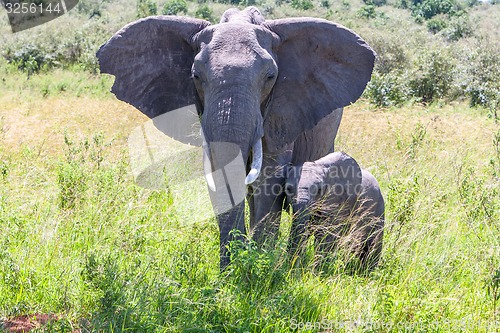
[317,152,363,200]
[263,18,376,152]
[97,16,210,119]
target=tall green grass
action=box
[1,103,499,331]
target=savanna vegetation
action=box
[0,0,499,331]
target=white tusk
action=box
[245,138,263,185]
[201,129,216,192]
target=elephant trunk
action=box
[201,89,264,188]
[200,89,263,270]
[202,133,262,191]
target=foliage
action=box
[1,18,113,74]
[441,11,474,40]
[409,49,455,103]
[195,3,215,21]
[365,72,411,107]
[2,45,53,76]
[363,0,386,6]
[426,15,447,33]
[462,42,499,118]
[411,0,456,20]
[291,0,313,11]
[320,0,329,8]
[137,0,157,18]
[358,4,378,18]
[162,0,188,15]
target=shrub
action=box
[195,4,215,22]
[462,43,499,117]
[409,49,455,103]
[77,0,103,18]
[363,0,387,6]
[426,16,447,33]
[137,0,157,18]
[412,0,456,20]
[291,0,314,10]
[3,45,55,74]
[365,72,411,107]
[442,11,474,41]
[358,4,378,18]
[367,35,409,74]
[162,0,188,15]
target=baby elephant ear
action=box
[263,18,376,152]
[97,16,210,119]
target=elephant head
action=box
[285,152,363,253]
[97,7,375,195]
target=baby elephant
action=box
[285,152,384,271]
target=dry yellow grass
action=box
[339,102,499,179]
[1,95,147,156]
[2,94,498,169]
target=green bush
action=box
[137,0,157,18]
[77,0,103,18]
[412,0,456,20]
[358,4,378,18]
[162,0,188,15]
[365,72,411,107]
[3,45,55,74]
[442,12,474,41]
[363,0,387,6]
[463,44,499,118]
[409,49,455,103]
[368,35,409,75]
[195,4,215,22]
[426,16,447,33]
[291,0,314,10]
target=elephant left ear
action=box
[263,18,376,152]
[97,16,210,119]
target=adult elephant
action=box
[97,7,375,269]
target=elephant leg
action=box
[358,216,384,271]
[249,145,292,245]
[314,224,340,268]
[249,149,291,246]
[250,176,287,246]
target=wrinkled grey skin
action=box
[96,7,375,270]
[285,152,384,270]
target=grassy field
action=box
[1,0,499,331]
[0,67,499,331]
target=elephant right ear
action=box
[97,16,210,119]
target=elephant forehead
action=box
[298,166,324,186]
[200,24,272,57]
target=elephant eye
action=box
[266,72,276,80]
[192,72,200,80]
